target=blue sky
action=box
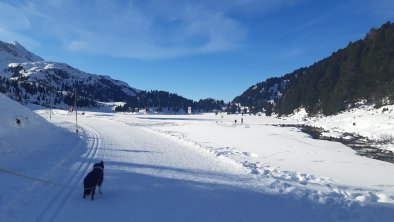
[1,0,394,102]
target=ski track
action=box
[6,111,394,222]
[32,123,103,222]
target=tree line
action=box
[115,90,225,113]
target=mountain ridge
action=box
[0,40,140,109]
[0,40,44,68]
[233,22,394,116]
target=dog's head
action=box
[93,161,104,170]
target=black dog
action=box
[83,161,104,200]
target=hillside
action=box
[234,22,394,116]
[0,40,139,109]
[0,41,43,68]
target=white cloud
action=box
[0,28,39,48]
[0,3,31,31]
[0,2,41,49]
[57,0,249,59]
[0,0,304,59]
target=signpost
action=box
[74,89,78,134]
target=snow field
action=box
[56,110,394,221]
[2,99,394,221]
[122,113,394,206]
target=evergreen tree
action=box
[234,22,394,116]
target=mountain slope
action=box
[0,41,139,109]
[234,22,394,116]
[232,74,294,115]
[0,41,43,68]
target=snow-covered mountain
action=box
[0,41,43,69]
[0,40,139,109]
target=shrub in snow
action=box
[377,134,394,144]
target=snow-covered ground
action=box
[0,94,81,221]
[287,106,394,151]
[2,99,394,221]
[122,113,394,202]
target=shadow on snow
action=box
[62,160,394,222]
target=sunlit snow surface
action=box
[1,99,394,222]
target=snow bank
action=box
[0,93,75,161]
[0,93,81,220]
[288,104,394,152]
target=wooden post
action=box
[74,89,78,134]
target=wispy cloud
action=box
[279,48,307,60]
[0,0,304,59]
[355,0,394,20]
[0,1,41,48]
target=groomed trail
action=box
[12,111,394,222]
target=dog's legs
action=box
[83,188,88,198]
[98,185,102,194]
[91,186,96,200]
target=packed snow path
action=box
[6,111,394,222]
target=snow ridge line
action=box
[33,123,102,222]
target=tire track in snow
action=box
[46,125,105,222]
[33,124,102,222]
